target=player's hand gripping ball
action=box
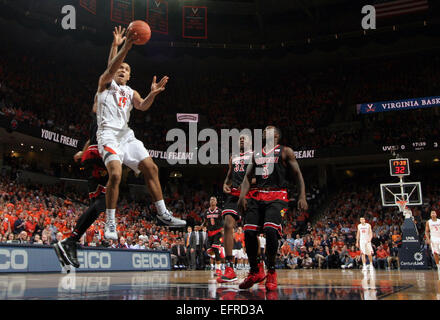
[127,20,151,45]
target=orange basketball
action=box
[127,20,151,45]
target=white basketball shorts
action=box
[431,238,440,255]
[360,241,373,255]
[97,127,149,174]
[233,249,246,260]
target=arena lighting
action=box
[345,170,354,177]
[433,158,439,162]
[40,148,43,152]
[414,159,421,163]
[20,143,24,146]
[30,146,34,149]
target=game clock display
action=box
[389,158,410,176]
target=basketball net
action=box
[396,200,408,213]
[396,199,413,219]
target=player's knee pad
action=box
[213,247,221,261]
[264,227,278,254]
[244,229,258,241]
[244,230,259,255]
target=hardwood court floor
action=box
[0,269,439,300]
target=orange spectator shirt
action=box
[234,233,245,247]
[376,249,389,259]
[281,244,291,256]
[348,250,360,258]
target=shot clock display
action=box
[389,158,410,177]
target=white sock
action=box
[155,200,167,216]
[106,209,115,223]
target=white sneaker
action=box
[157,210,186,227]
[362,265,367,272]
[348,263,353,268]
[369,264,375,271]
[104,221,118,240]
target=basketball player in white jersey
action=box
[96,28,185,239]
[425,210,440,274]
[356,217,374,271]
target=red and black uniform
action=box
[243,144,289,238]
[69,115,107,241]
[222,151,255,221]
[204,207,224,260]
[82,145,107,201]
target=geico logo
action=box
[132,253,169,269]
[77,251,111,269]
[130,274,169,286]
[0,249,28,270]
[58,275,111,293]
[0,278,26,299]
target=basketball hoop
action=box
[396,200,407,213]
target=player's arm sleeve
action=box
[224,157,233,186]
[239,155,255,199]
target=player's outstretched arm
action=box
[133,76,169,111]
[74,139,90,162]
[425,223,430,244]
[98,30,138,92]
[108,26,126,67]
[284,147,308,211]
[223,156,233,194]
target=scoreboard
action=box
[389,158,410,177]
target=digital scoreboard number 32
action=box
[389,158,410,176]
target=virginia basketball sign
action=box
[357,96,440,114]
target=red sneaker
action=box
[239,271,266,290]
[265,270,277,291]
[215,268,223,276]
[257,262,266,283]
[217,266,237,283]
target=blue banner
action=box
[0,244,171,273]
[357,96,440,114]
